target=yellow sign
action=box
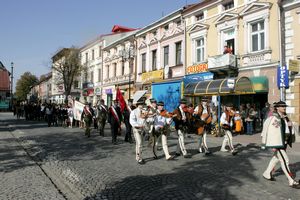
[187,63,208,73]
[289,59,300,73]
[141,69,163,82]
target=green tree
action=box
[15,72,38,100]
[52,47,83,103]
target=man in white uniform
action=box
[152,101,175,161]
[130,99,146,165]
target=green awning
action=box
[184,76,255,96]
[250,76,268,93]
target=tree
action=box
[15,72,38,100]
[52,47,83,103]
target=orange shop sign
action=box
[187,63,208,73]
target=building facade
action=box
[183,0,281,107]
[282,0,300,125]
[102,30,138,106]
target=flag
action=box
[116,88,126,112]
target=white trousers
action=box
[263,149,294,185]
[198,131,209,152]
[176,129,187,155]
[153,134,171,159]
[221,130,235,151]
[133,128,143,161]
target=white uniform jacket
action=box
[130,107,145,130]
[261,114,286,148]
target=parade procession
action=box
[1,0,300,199]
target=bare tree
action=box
[52,47,82,103]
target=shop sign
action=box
[227,79,235,89]
[208,54,236,69]
[83,88,94,97]
[141,69,163,82]
[277,65,289,88]
[183,72,213,84]
[57,84,64,93]
[289,59,300,73]
[82,82,94,89]
[95,87,101,95]
[186,63,208,74]
[105,88,112,94]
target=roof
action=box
[111,25,137,33]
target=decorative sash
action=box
[84,107,92,116]
[100,105,107,112]
[110,106,120,123]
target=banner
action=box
[73,101,85,121]
[116,88,126,112]
[277,65,289,88]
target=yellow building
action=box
[183,0,281,107]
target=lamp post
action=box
[10,62,14,111]
[119,44,135,99]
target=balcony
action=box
[207,54,237,77]
[241,49,272,67]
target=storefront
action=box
[184,76,255,106]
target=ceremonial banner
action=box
[73,101,85,121]
[116,88,126,112]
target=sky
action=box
[0,0,199,91]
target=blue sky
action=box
[0,0,198,91]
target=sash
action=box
[100,105,107,112]
[84,107,92,116]
[110,106,120,123]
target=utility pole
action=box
[10,62,14,111]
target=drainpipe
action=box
[278,0,285,101]
[183,15,187,99]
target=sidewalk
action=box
[0,122,65,200]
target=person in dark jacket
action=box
[108,99,122,144]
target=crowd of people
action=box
[12,95,299,189]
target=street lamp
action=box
[119,44,135,99]
[10,62,14,111]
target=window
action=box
[153,30,157,36]
[152,50,157,70]
[251,20,265,52]
[92,50,95,60]
[98,69,101,82]
[164,24,169,31]
[175,42,182,65]
[142,53,146,73]
[98,46,102,57]
[122,61,125,75]
[90,71,94,83]
[223,1,234,10]
[85,52,88,63]
[73,80,79,89]
[113,63,117,77]
[195,38,205,63]
[196,13,204,21]
[164,46,169,66]
[176,20,181,26]
[106,65,109,79]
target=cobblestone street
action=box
[1,112,300,200]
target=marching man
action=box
[193,97,212,155]
[173,99,191,158]
[220,103,238,155]
[130,99,147,165]
[261,101,299,189]
[108,99,122,145]
[152,101,175,161]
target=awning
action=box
[184,76,254,96]
[249,76,268,93]
[133,90,147,103]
